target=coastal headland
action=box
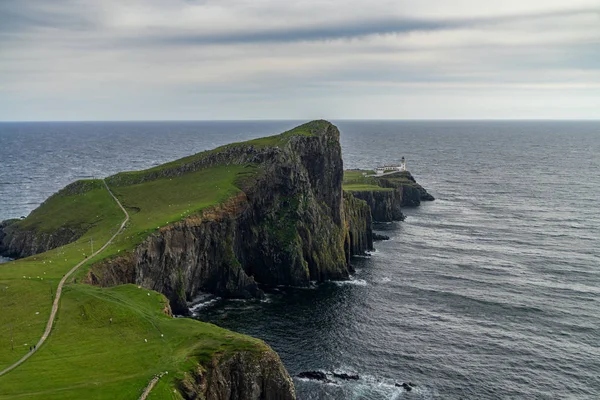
[0,120,432,399]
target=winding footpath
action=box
[0,180,129,377]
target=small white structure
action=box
[375,157,407,175]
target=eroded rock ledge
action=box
[180,349,295,400]
[345,170,434,222]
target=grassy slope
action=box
[0,182,123,368]
[109,119,325,182]
[12,180,114,234]
[342,170,393,192]
[342,169,420,193]
[0,284,265,400]
[73,164,253,282]
[0,122,333,398]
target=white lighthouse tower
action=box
[400,156,407,171]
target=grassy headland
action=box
[342,169,419,192]
[0,121,337,398]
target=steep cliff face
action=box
[346,190,405,222]
[86,121,373,314]
[0,179,117,259]
[343,192,373,261]
[376,171,435,207]
[343,170,434,222]
[0,221,81,258]
[179,349,296,400]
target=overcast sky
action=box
[1,0,599,121]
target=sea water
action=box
[1,120,599,398]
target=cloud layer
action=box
[1,0,599,120]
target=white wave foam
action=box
[188,293,221,315]
[334,278,368,286]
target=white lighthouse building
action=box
[374,157,407,175]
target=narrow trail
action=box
[0,180,129,377]
[138,372,166,400]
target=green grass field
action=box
[0,181,124,369]
[342,170,392,192]
[342,183,393,192]
[74,164,252,277]
[342,169,417,193]
[0,151,265,397]
[0,284,265,400]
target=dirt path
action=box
[0,180,129,377]
[138,372,166,400]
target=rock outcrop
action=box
[85,121,373,314]
[0,219,82,259]
[345,170,434,222]
[343,192,373,261]
[376,171,435,207]
[179,349,295,400]
[345,190,405,222]
[0,180,107,259]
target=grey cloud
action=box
[151,18,452,45]
[0,0,598,120]
[122,7,599,46]
[0,0,97,33]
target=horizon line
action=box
[1,118,600,123]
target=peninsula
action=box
[0,120,432,399]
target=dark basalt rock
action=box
[0,218,83,259]
[395,382,415,391]
[298,371,331,382]
[346,170,434,223]
[332,372,360,381]
[347,190,405,222]
[180,349,296,399]
[373,233,390,241]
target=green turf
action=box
[342,169,416,193]
[342,170,390,192]
[9,180,116,235]
[87,164,252,267]
[106,120,328,186]
[0,181,123,369]
[0,284,265,400]
[342,183,393,192]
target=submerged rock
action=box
[298,371,328,381]
[395,382,415,391]
[332,372,360,380]
[373,232,390,241]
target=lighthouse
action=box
[400,156,406,171]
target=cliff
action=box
[343,192,373,260]
[0,222,81,259]
[81,120,372,314]
[343,170,434,222]
[377,171,435,207]
[180,349,295,400]
[345,190,405,222]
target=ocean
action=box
[1,120,599,399]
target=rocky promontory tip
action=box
[343,169,434,222]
